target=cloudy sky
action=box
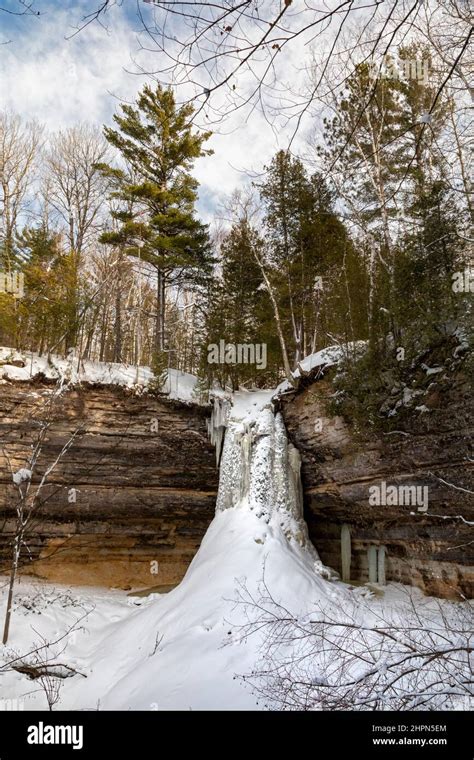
[0,0,313,220]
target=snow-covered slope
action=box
[0,347,199,403]
[60,391,340,709]
[62,510,342,710]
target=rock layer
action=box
[280,369,473,599]
[0,381,217,589]
[1,370,471,600]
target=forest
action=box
[0,29,471,416]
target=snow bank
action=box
[0,498,347,711]
[0,347,199,404]
[275,341,367,396]
[57,390,339,709]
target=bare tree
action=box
[45,125,109,257]
[0,111,42,270]
[1,603,91,710]
[234,578,473,710]
[0,1,40,19]
[413,1,473,225]
[133,0,421,129]
[66,1,471,149]
[44,124,109,349]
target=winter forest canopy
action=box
[0,0,471,414]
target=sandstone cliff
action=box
[0,381,217,589]
[1,368,472,600]
[279,367,473,599]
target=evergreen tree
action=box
[202,219,280,389]
[6,227,73,353]
[323,47,470,428]
[98,84,214,364]
[321,46,451,347]
[259,150,367,365]
[392,44,462,340]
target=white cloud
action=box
[0,2,311,219]
[0,5,142,129]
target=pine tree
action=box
[323,47,470,428]
[0,226,72,354]
[392,44,462,340]
[259,150,367,365]
[202,219,280,389]
[321,61,407,341]
[98,84,214,366]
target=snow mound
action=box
[275,341,367,395]
[0,347,199,404]
[57,507,345,710]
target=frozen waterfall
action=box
[208,392,322,558]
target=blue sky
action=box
[0,0,311,219]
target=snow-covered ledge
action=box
[0,347,200,404]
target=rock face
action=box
[280,369,473,599]
[1,370,471,600]
[0,381,218,589]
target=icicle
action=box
[368,545,378,583]
[214,426,224,467]
[288,444,304,519]
[211,393,323,561]
[272,412,289,513]
[207,396,231,467]
[341,524,351,582]
[377,545,386,585]
[239,427,252,501]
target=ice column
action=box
[208,396,319,553]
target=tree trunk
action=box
[160,275,166,350]
[154,268,163,355]
[114,264,123,363]
[2,532,21,645]
[252,249,295,386]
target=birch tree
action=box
[0,111,42,271]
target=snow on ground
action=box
[0,347,199,404]
[0,390,322,709]
[1,388,341,710]
[0,512,346,710]
[0,567,469,711]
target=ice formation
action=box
[208,391,321,556]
